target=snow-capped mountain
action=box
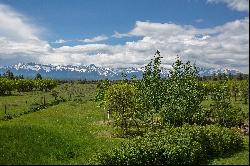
[0,62,240,80]
[197,67,240,77]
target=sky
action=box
[0,0,249,73]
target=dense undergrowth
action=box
[95,51,248,165]
[97,124,244,165]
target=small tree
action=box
[104,83,137,136]
[137,50,167,127]
[229,80,239,101]
[210,81,246,127]
[161,56,206,126]
[35,73,42,80]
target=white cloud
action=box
[207,0,249,12]
[123,19,249,72]
[41,18,248,72]
[80,35,108,43]
[112,31,132,38]
[0,3,249,73]
[0,4,50,64]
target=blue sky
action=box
[0,0,249,72]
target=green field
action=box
[0,83,248,164]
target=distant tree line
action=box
[0,71,58,96]
[0,70,43,80]
[199,72,248,81]
[0,70,24,80]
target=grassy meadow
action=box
[0,83,248,165]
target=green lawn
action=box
[0,84,123,164]
[0,100,123,164]
[0,83,248,164]
[0,91,55,117]
[0,83,97,119]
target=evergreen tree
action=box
[35,73,42,80]
[3,70,14,79]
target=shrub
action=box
[97,124,244,165]
[104,83,137,136]
[0,78,15,95]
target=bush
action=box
[0,78,15,95]
[97,124,244,165]
[104,83,138,136]
[179,124,244,156]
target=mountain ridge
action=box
[0,63,241,80]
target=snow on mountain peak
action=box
[0,62,241,80]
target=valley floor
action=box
[0,84,248,164]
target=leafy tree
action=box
[136,50,167,127]
[161,56,206,126]
[209,81,247,127]
[104,83,137,136]
[229,80,239,101]
[95,79,111,107]
[0,78,15,95]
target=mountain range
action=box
[0,62,240,80]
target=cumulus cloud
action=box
[123,19,249,72]
[112,31,132,38]
[0,3,249,73]
[80,35,108,43]
[41,18,248,72]
[207,0,249,12]
[0,4,51,65]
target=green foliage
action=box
[210,81,247,127]
[203,79,249,104]
[97,124,244,165]
[51,90,59,100]
[136,50,167,126]
[95,79,111,107]
[0,78,57,95]
[161,57,206,126]
[34,79,58,92]
[228,80,240,101]
[16,79,35,92]
[0,78,15,95]
[0,82,248,164]
[210,81,231,109]
[104,83,137,135]
[238,80,249,103]
[95,51,248,134]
